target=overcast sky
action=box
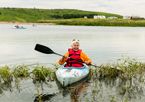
[0,0,145,17]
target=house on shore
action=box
[130,16,144,20]
[107,17,118,19]
[123,16,131,19]
[94,15,106,19]
[123,16,144,20]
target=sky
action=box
[0,0,145,18]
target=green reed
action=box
[0,57,145,84]
[0,58,145,102]
[35,87,42,102]
[32,65,49,81]
[31,64,58,81]
[0,63,59,83]
[0,65,13,83]
[12,64,30,80]
[116,57,145,81]
[48,62,60,81]
[87,56,145,102]
[89,56,145,81]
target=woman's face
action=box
[71,43,79,52]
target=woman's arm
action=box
[58,52,69,65]
[80,51,92,65]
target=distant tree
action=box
[51,14,61,19]
[63,14,71,19]
[26,18,30,22]
[0,12,2,15]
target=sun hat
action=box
[71,39,79,45]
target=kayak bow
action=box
[56,65,89,87]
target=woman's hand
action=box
[84,61,90,65]
[60,55,68,62]
[63,55,68,58]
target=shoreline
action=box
[1,19,145,27]
[0,22,55,25]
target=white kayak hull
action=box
[55,65,89,87]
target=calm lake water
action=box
[0,24,145,66]
[0,24,145,102]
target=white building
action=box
[94,15,106,19]
[123,16,144,19]
[107,17,118,19]
[123,16,131,19]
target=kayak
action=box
[12,27,26,29]
[32,25,37,27]
[55,65,89,87]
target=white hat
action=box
[71,39,79,45]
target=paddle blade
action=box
[35,44,54,54]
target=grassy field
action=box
[0,7,122,22]
[1,7,145,27]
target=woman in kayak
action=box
[58,39,92,67]
[15,25,19,28]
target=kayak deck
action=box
[56,65,89,87]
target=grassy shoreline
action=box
[1,19,145,27]
[38,19,145,27]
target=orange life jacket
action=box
[65,48,83,67]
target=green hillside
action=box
[0,7,123,23]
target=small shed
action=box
[84,16,87,19]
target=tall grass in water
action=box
[12,64,30,81]
[0,65,13,83]
[35,87,42,102]
[88,56,145,102]
[0,58,145,83]
[32,65,50,81]
[0,58,145,101]
[0,63,59,83]
[32,63,59,81]
[89,56,145,79]
[116,57,145,81]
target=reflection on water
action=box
[34,93,56,102]
[32,76,90,102]
[0,72,145,102]
[70,80,90,102]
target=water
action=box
[0,25,145,66]
[0,24,145,102]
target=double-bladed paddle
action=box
[34,44,98,67]
[34,44,121,71]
